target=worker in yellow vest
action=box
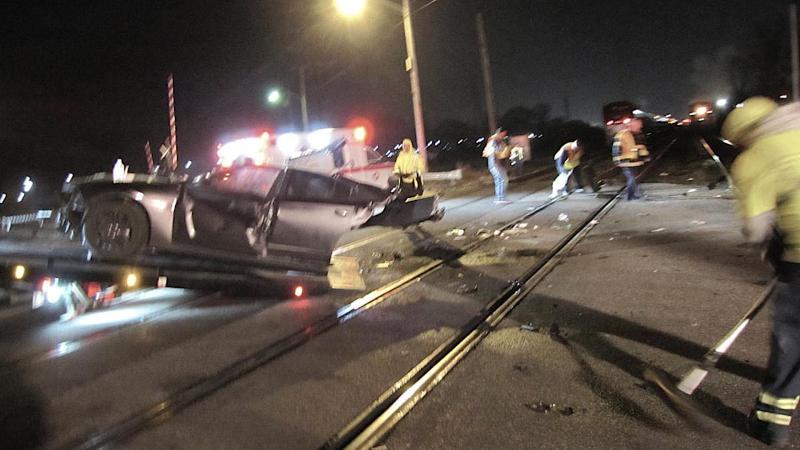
[723,96,800,447]
[393,138,424,200]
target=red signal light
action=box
[293,285,305,298]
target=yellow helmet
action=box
[721,96,778,146]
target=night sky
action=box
[0,0,794,179]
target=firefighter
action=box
[611,118,648,200]
[722,96,800,447]
[393,138,424,200]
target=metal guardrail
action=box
[1,210,54,232]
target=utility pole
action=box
[299,66,310,131]
[563,96,571,119]
[791,2,800,101]
[401,0,428,170]
[476,13,497,132]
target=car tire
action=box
[82,198,150,259]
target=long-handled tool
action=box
[642,278,777,422]
[699,137,735,191]
[676,278,776,395]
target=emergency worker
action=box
[611,118,648,200]
[483,129,510,204]
[393,138,423,200]
[722,96,800,447]
[550,139,584,199]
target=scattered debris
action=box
[549,322,561,339]
[532,224,540,230]
[514,222,529,229]
[524,401,577,416]
[558,213,569,222]
[636,212,650,217]
[446,228,465,237]
[513,363,530,374]
[393,252,403,260]
[690,220,706,225]
[608,237,615,241]
[476,228,493,238]
[456,284,478,295]
[687,177,695,181]
[520,323,538,332]
[687,188,698,193]
[659,172,670,176]
[650,227,666,233]
[371,251,383,258]
[375,261,394,269]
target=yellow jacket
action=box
[732,115,800,263]
[612,130,647,167]
[394,150,422,184]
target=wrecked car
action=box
[63,164,444,275]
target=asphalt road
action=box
[2,134,781,449]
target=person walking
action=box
[393,138,424,200]
[550,139,585,199]
[483,129,510,204]
[722,96,800,447]
[611,118,647,200]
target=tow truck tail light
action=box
[293,285,305,298]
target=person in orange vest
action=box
[611,118,648,200]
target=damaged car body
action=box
[63,164,444,275]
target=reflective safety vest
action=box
[393,150,422,184]
[732,127,800,263]
[612,130,646,167]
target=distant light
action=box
[277,133,301,155]
[353,126,367,142]
[0,193,5,204]
[716,98,728,108]
[736,103,745,108]
[623,118,632,124]
[125,272,139,289]
[434,140,441,146]
[309,128,334,149]
[458,139,465,144]
[16,192,25,203]
[22,177,33,193]
[633,109,644,116]
[427,141,433,146]
[606,120,614,126]
[184,161,192,169]
[65,173,73,183]
[334,0,366,18]
[267,89,282,105]
[476,137,485,143]
[528,133,535,139]
[13,265,26,280]
[780,94,789,100]
[293,285,305,298]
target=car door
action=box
[268,170,372,267]
[181,166,281,255]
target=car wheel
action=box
[82,198,150,259]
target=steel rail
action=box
[63,172,565,450]
[322,137,678,450]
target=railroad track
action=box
[48,135,677,449]
[61,164,587,449]
[322,137,678,450]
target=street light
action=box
[716,98,728,108]
[335,0,428,171]
[267,89,283,105]
[267,79,310,131]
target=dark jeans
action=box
[762,262,800,400]
[621,167,641,200]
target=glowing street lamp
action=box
[335,0,428,171]
[267,89,283,105]
[716,98,728,108]
[334,0,366,17]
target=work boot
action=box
[747,409,791,447]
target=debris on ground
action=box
[687,177,695,181]
[686,188,698,193]
[637,212,650,217]
[446,228,465,237]
[456,284,478,295]
[659,172,670,176]
[520,323,538,332]
[650,227,666,233]
[371,251,383,258]
[476,228,493,238]
[513,363,530,374]
[514,223,529,229]
[690,220,706,225]
[558,213,569,222]
[393,252,403,260]
[375,261,394,269]
[524,401,577,416]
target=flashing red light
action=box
[293,285,305,298]
[353,126,367,142]
[346,118,375,144]
[623,118,632,124]
[605,120,614,126]
[39,277,53,291]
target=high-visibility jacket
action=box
[731,103,800,263]
[555,141,583,170]
[393,150,422,185]
[612,130,647,167]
